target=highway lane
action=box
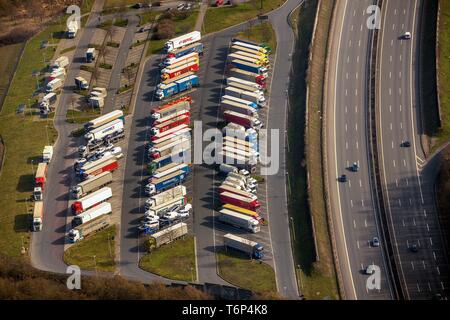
[377,0,450,299]
[326,0,393,299]
[30,0,105,273]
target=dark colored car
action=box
[401,141,411,148]
[339,174,348,183]
[409,244,418,253]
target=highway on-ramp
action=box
[377,0,450,299]
[325,0,393,299]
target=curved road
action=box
[325,0,393,300]
[377,0,450,299]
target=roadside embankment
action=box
[287,0,339,299]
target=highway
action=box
[325,0,393,299]
[377,0,450,299]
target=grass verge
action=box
[139,235,197,282]
[64,225,116,272]
[66,108,101,124]
[0,18,67,257]
[287,0,339,299]
[203,0,285,34]
[60,45,76,54]
[217,249,277,293]
[435,1,450,147]
[0,43,24,112]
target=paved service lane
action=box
[326,0,393,299]
[377,0,450,299]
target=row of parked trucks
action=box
[214,39,272,259]
[156,31,204,100]
[63,111,127,242]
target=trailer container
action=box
[227,81,264,96]
[219,191,260,211]
[166,42,204,59]
[72,202,112,227]
[150,97,192,120]
[161,61,199,80]
[223,110,262,129]
[145,170,188,196]
[145,223,188,251]
[32,201,44,232]
[218,209,260,233]
[228,68,266,86]
[164,31,201,52]
[70,171,113,199]
[150,115,190,136]
[230,44,268,57]
[161,52,199,68]
[79,156,119,180]
[84,119,124,141]
[222,204,260,220]
[71,187,112,214]
[229,59,268,77]
[224,86,265,107]
[85,110,124,130]
[223,233,264,259]
[221,100,258,117]
[145,195,187,216]
[68,215,111,243]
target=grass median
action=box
[64,226,116,272]
[139,235,197,282]
[234,21,277,54]
[217,249,277,293]
[0,43,24,111]
[287,0,339,300]
[203,0,285,34]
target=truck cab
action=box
[253,243,264,259]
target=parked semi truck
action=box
[33,163,47,201]
[230,44,268,58]
[222,203,260,220]
[228,68,266,86]
[70,171,113,199]
[223,233,264,259]
[148,138,190,159]
[221,100,258,117]
[224,86,266,107]
[145,185,187,208]
[233,50,269,65]
[85,110,124,131]
[145,222,188,251]
[223,110,262,129]
[68,215,111,243]
[51,56,69,69]
[161,61,199,80]
[32,201,44,232]
[150,96,192,120]
[42,146,53,163]
[72,202,112,227]
[67,20,79,38]
[227,81,264,96]
[162,52,199,67]
[221,95,258,109]
[164,31,201,52]
[218,209,260,233]
[149,127,191,146]
[220,191,260,211]
[229,59,268,78]
[150,124,190,141]
[227,77,263,91]
[46,78,63,93]
[218,184,257,200]
[79,156,119,180]
[71,187,112,214]
[145,170,188,196]
[152,109,190,127]
[84,119,124,142]
[145,195,187,216]
[232,39,272,54]
[166,42,204,59]
[150,115,190,135]
[156,74,199,100]
[228,53,268,67]
[149,163,190,182]
[147,149,190,175]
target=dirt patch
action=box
[0,136,4,174]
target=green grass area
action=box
[66,108,101,124]
[436,1,450,146]
[0,18,68,257]
[217,250,277,293]
[139,235,197,282]
[114,18,129,27]
[107,41,120,48]
[98,20,113,29]
[60,46,76,54]
[0,44,24,111]
[287,0,339,300]
[104,0,135,8]
[139,10,160,26]
[146,11,199,56]
[235,21,277,54]
[64,226,116,272]
[203,0,285,34]
[100,63,113,69]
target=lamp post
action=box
[290,216,296,241]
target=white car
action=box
[177,204,192,218]
[144,212,159,220]
[402,32,411,39]
[162,211,178,221]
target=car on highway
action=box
[350,162,359,172]
[402,32,411,39]
[409,243,418,253]
[339,174,348,183]
[371,237,380,247]
[401,140,411,148]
